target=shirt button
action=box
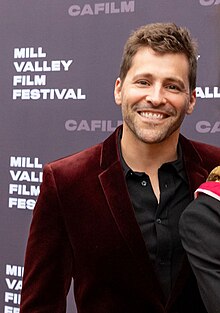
[164,183,168,188]
[156,218,162,224]
[141,180,147,186]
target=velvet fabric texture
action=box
[20,126,220,313]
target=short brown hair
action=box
[119,23,198,92]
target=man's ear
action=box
[186,89,196,115]
[114,77,122,106]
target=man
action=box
[20,23,220,313]
[180,166,220,313]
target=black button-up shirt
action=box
[119,141,192,300]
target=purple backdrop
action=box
[1,1,219,312]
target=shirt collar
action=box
[118,130,187,182]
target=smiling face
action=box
[114,47,196,146]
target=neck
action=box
[121,130,179,174]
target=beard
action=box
[122,106,186,144]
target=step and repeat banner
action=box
[1,1,219,312]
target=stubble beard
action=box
[123,111,185,145]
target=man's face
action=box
[114,47,196,145]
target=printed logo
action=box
[8,156,42,210]
[65,119,122,132]
[13,47,87,101]
[68,1,135,17]
[4,264,23,313]
[196,86,220,99]
[200,0,220,5]
[196,121,220,133]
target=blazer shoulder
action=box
[189,139,220,164]
[45,142,103,178]
[180,134,220,162]
[40,128,120,192]
[190,139,220,153]
[45,127,121,178]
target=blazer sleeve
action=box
[20,164,74,313]
[179,191,220,313]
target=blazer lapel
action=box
[180,134,209,193]
[99,161,151,270]
[98,127,165,307]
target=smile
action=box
[139,111,166,119]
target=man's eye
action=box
[166,85,181,92]
[136,80,150,86]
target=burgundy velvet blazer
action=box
[20,126,220,313]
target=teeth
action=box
[140,112,164,119]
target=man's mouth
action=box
[138,111,167,119]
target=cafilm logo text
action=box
[196,121,220,133]
[68,1,135,16]
[200,0,220,5]
[65,119,122,132]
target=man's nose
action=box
[145,85,166,106]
